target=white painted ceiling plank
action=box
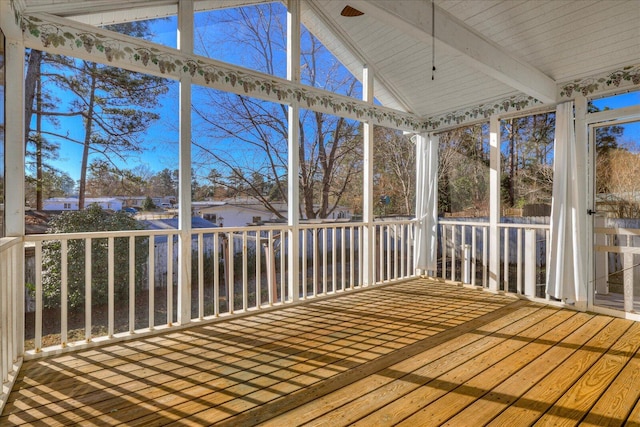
[467,0,566,36]
[350,0,557,104]
[301,0,416,113]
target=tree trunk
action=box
[24,50,42,150]
[78,66,98,210]
[509,119,516,207]
[298,122,316,220]
[36,76,43,210]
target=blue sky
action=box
[32,7,640,188]
[592,91,640,150]
[41,6,360,183]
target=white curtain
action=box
[547,101,586,304]
[414,133,439,274]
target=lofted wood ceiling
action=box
[20,0,640,120]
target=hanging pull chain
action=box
[432,0,436,80]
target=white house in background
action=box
[195,200,286,227]
[191,200,227,216]
[194,198,354,227]
[43,197,123,211]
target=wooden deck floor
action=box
[3,278,640,426]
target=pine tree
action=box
[24,22,168,210]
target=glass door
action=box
[591,119,640,313]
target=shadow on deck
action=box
[3,278,640,426]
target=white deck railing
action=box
[594,221,640,313]
[9,215,640,408]
[438,219,550,298]
[0,237,23,411]
[19,219,416,356]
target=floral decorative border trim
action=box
[19,13,640,134]
[21,14,424,132]
[423,95,543,131]
[427,63,640,131]
[559,64,640,99]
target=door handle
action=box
[587,209,597,215]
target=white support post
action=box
[362,65,375,286]
[85,238,92,341]
[594,217,608,295]
[4,39,25,238]
[441,225,447,279]
[574,94,588,310]
[414,132,438,277]
[450,226,456,281]
[287,0,301,302]
[471,226,477,286]
[624,251,634,313]
[489,115,500,292]
[516,228,523,294]
[5,36,26,356]
[482,226,488,287]
[462,242,471,284]
[524,228,536,297]
[128,236,135,333]
[177,0,193,325]
[503,228,509,291]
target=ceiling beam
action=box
[301,0,415,113]
[24,0,272,26]
[350,0,557,104]
[23,0,176,16]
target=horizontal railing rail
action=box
[20,219,417,356]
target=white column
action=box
[524,228,536,296]
[594,215,608,296]
[574,94,588,309]
[4,39,25,237]
[287,0,300,302]
[489,115,500,292]
[362,66,375,285]
[4,36,26,356]
[177,0,193,324]
[414,133,438,277]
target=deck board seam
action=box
[105,289,524,426]
[438,310,595,426]
[209,300,531,426]
[475,314,613,426]
[486,316,626,426]
[8,281,638,426]
[413,310,586,426]
[345,306,572,426]
[532,319,635,426]
[290,304,553,426]
[565,322,640,426]
[3,282,518,425]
